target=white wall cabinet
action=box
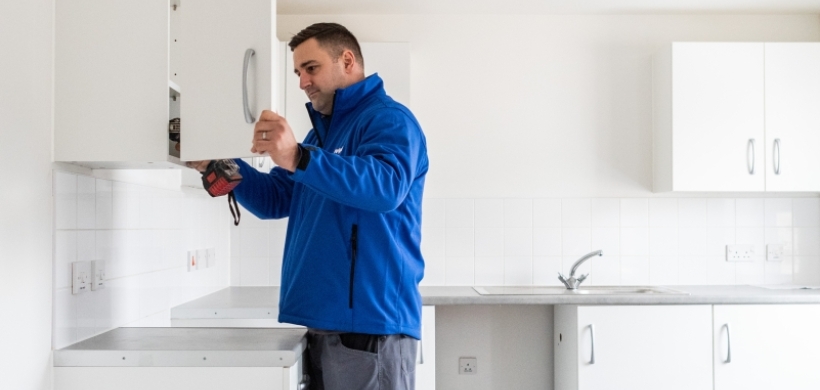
[284,42,411,144]
[55,0,280,168]
[764,43,820,191]
[713,304,820,390]
[554,305,712,390]
[653,42,820,192]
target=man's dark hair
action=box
[288,23,364,68]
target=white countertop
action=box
[54,327,306,367]
[170,285,820,321]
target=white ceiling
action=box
[278,0,820,15]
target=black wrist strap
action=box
[228,191,240,226]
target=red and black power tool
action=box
[201,159,243,225]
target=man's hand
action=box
[185,160,211,173]
[252,110,300,172]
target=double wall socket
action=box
[726,245,754,262]
[187,248,216,272]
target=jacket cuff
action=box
[296,144,313,171]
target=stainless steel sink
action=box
[473,286,689,295]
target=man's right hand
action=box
[185,160,211,173]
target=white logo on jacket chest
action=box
[333,147,344,154]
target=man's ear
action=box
[342,50,356,72]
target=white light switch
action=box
[196,249,206,270]
[72,261,91,294]
[91,260,105,290]
[187,250,196,272]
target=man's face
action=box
[293,38,347,115]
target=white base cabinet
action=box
[713,304,820,390]
[555,305,712,390]
[416,305,436,390]
[55,364,301,390]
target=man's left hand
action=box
[251,110,300,172]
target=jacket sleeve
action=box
[232,158,294,219]
[289,108,427,213]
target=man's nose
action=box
[299,73,311,90]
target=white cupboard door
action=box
[180,0,277,161]
[416,306,436,390]
[764,43,820,191]
[714,304,820,390]
[672,43,765,191]
[55,0,169,163]
[285,42,411,145]
[576,305,712,390]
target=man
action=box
[192,23,428,390]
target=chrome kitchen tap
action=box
[558,250,603,290]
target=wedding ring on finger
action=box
[261,131,267,140]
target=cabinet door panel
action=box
[180,0,276,161]
[765,43,820,191]
[577,305,711,390]
[672,43,765,191]
[714,304,820,390]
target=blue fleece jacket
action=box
[233,74,428,339]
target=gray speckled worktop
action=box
[54,327,306,367]
[170,285,820,321]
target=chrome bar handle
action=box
[589,324,596,365]
[747,139,755,175]
[242,48,256,123]
[773,138,781,175]
[723,323,732,363]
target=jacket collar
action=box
[307,73,385,117]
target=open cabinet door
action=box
[180,0,278,161]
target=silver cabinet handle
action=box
[747,139,755,175]
[725,323,732,363]
[773,138,781,175]
[242,48,256,123]
[298,374,310,390]
[589,324,595,365]
[256,157,264,169]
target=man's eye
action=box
[307,66,316,73]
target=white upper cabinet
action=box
[654,42,820,192]
[179,0,279,161]
[55,0,279,167]
[284,42,411,145]
[764,43,820,191]
[55,0,175,167]
[654,42,766,192]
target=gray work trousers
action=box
[305,330,418,390]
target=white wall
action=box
[0,0,55,389]
[52,169,231,348]
[273,13,820,390]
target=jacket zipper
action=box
[349,224,358,309]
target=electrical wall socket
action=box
[459,357,477,375]
[726,245,754,262]
[91,260,105,290]
[72,261,90,294]
[196,249,206,270]
[767,244,785,262]
[206,248,216,268]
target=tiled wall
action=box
[232,196,820,288]
[53,170,230,349]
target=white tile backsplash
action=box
[53,171,229,349]
[230,194,819,293]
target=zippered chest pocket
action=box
[349,224,358,309]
